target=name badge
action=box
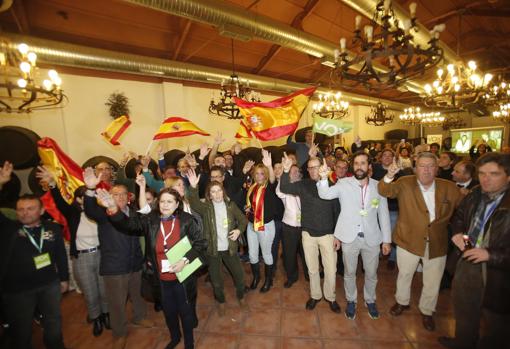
[161,259,171,273]
[223,218,229,229]
[34,253,51,270]
[359,209,368,217]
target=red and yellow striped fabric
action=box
[101,115,131,146]
[153,116,210,140]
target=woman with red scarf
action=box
[245,149,279,293]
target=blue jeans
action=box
[388,211,398,262]
[2,281,65,349]
[247,221,276,265]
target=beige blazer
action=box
[378,175,462,258]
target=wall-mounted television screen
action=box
[450,126,504,154]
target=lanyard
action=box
[160,219,176,251]
[23,226,45,253]
[360,183,369,209]
[475,200,499,246]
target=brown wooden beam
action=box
[9,0,31,34]
[252,0,319,74]
[182,36,215,62]
[173,20,192,60]
[425,1,486,25]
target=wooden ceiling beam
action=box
[424,1,487,25]
[252,0,319,75]
[173,19,192,60]
[182,36,215,62]
[9,0,31,34]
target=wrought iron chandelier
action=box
[208,39,260,120]
[492,103,510,123]
[330,0,444,90]
[423,61,494,109]
[441,114,466,130]
[312,91,350,119]
[365,101,394,126]
[0,39,65,113]
[399,106,444,126]
[482,78,510,106]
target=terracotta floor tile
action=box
[242,308,281,336]
[282,337,322,349]
[367,340,414,349]
[318,309,360,339]
[244,286,282,309]
[281,285,310,309]
[356,312,407,341]
[204,305,243,333]
[394,314,454,343]
[281,309,320,338]
[323,339,369,349]
[239,335,280,349]
[196,333,238,349]
[125,327,163,349]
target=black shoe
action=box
[249,263,260,290]
[305,298,320,310]
[101,313,111,330]
[327,300,341,314]
[260,264,273,293]
[283,279,295,288]
[165,338,181,349]
[92,317,103,337]
[154,302,162,312]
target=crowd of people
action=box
[0,129,509,349]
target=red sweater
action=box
[156,218,180,281]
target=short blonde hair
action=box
[164,176,184,190]
[251,164,269,182]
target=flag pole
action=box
[145,139,154,155]
[255,137,264,150]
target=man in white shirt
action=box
[317,152,391,320]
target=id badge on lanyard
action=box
[160,219,175,273]
[24,227,51,270]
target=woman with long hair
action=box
[186,169,248,316]
[245,149,279,293]
[98,180,207,349]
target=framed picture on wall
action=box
[426,134,443,146]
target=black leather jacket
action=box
[450,186,510,314]
[110,209,207,304]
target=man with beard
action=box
[317,152,391,319]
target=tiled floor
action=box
[31,259,456,348]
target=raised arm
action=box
[36,165,74,217]
[279,152,301,195]
[208,132,225,170]
[186,169,207,215]
[316,158,341,200]
[377,158,401,199]
[262,149,275,184]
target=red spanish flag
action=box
[38,138,84,204]
[234,120,253,143]
[234,87,316,141]
[101,115,131,145]
[153,116,210,140]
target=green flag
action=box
[312,116,353,137]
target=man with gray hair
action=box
[378,152,462,331]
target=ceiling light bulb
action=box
[454,84,460,92]
[437,69,443,78]
[364,25,374,42]
[43,79,53,90]
[18,43,29,55]
[433,80,440,88]
[48,69,59,81]
[484,73,493,83]
[27,52,37,65]
[17,78,27,88]
[54,76,62,86]
[424,84,432,93]
[468,61,477,70]
[409,2,417,17]
[447,64,454,73]
[437,86,443,94]
[452,76,459,84]
[19,61,31,73]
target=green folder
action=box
[165,236,202,283]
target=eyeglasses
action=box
[307,165,320,170]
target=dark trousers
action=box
[271,220,283,271]
[453,258,510,348]
[103,271,147,338]
[208,251,245,303]
[160,280,194,349]
[281,223,308,282]
[2,281,65,349]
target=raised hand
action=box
[261,149,272,168]
[135,173,146,188]
[0,161,13,186]
[386,157,400,179]
[214,131,225,145]
[83,167,102,189]
[282,152,293,173]
[308,143,319,158]
[199,143,210,160]
[318,158,329,180]
[231,142,242,155]
[36,165,56,187]
[156,145,165,159]
[242,160,255,175]
[185,153,197,169]
[96,188,116,209]
[186,168,200,188]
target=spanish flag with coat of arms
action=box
[152,116,210,140]
[234,87,316,141]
